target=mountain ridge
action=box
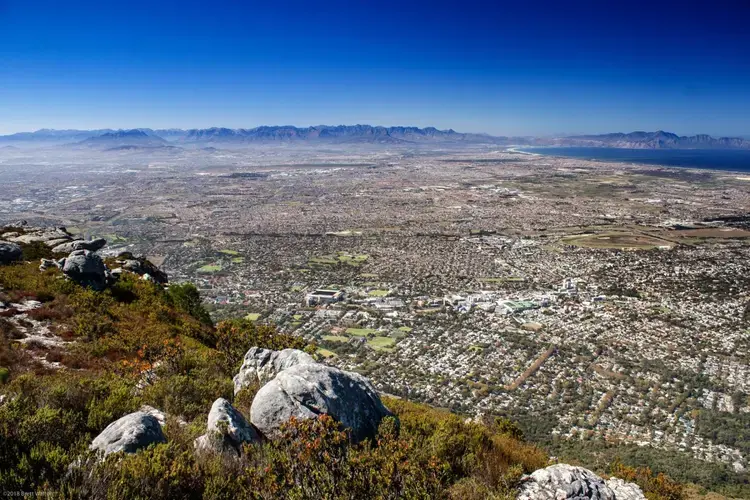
[0,126,748,149]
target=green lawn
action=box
[244,313,261,321]
[397,326,413,332]
[231,257,245,263]
[345,328,377,336]
[337,252,369,263]
[322,335,349,343]
[309,256,338,265]
[367,336,396,350]
[219,249,240,256]
[478,277,525,283]
[317,348,337,358]
[368,289,390,297]
[197,264,222,273]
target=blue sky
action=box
[1,0,749,136]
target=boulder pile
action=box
[90,346,396,458]
[517,464,645,500]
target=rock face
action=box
[51,238,107,254]
[233,347,315,394]
[0,241,22,264]
[517,464,645,500]
[194,398,260,455]
[61,250,108,290]
[250,363,395,443]
[90,411,166,456]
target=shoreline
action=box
[512,146,750,174]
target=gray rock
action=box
[605,478,646,500]
[517,464,644,500]
[139,405,167,427]
[52,238,106,254]
[90,411,166,456]
[195,398,260,455]
[62,250,108,290]
[250,363,395,443]
[233,347,315,395]
[0,241,22,265]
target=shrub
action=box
[167,283,213,327]
[610,459,684,500]
[213,319,307,371]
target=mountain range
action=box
[0,126,748,149]
[550,130,750,149]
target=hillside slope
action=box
[0,226,690,499]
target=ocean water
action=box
[519,147,750,172]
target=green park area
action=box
[367,336,396,350]
[345,328,377,336]
[322,335,350,343]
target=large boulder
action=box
[233,347,315,395]
[195,398,261,455]
[0,241,22,265]
[61,249,108,290]
[90,411,166,456]
[517,464,644,500]
[52,238,107,254]
[250,363,395,443]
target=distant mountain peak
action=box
[76,129,168,149]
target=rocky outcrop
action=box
[61,250,109,290]
[250,363,395,443]
[90,411,166,456]
[233,347,315,395]
[119,257,168,284]
[0,241,22,265]
[194,398,260,455]
[606,477,647,500]
[51,238,107,254]
[8,227,71,245]
[517,464,645,500]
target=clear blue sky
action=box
[1,0,748,136]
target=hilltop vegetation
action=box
[0,258,549,498]
[0,253,685,499]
